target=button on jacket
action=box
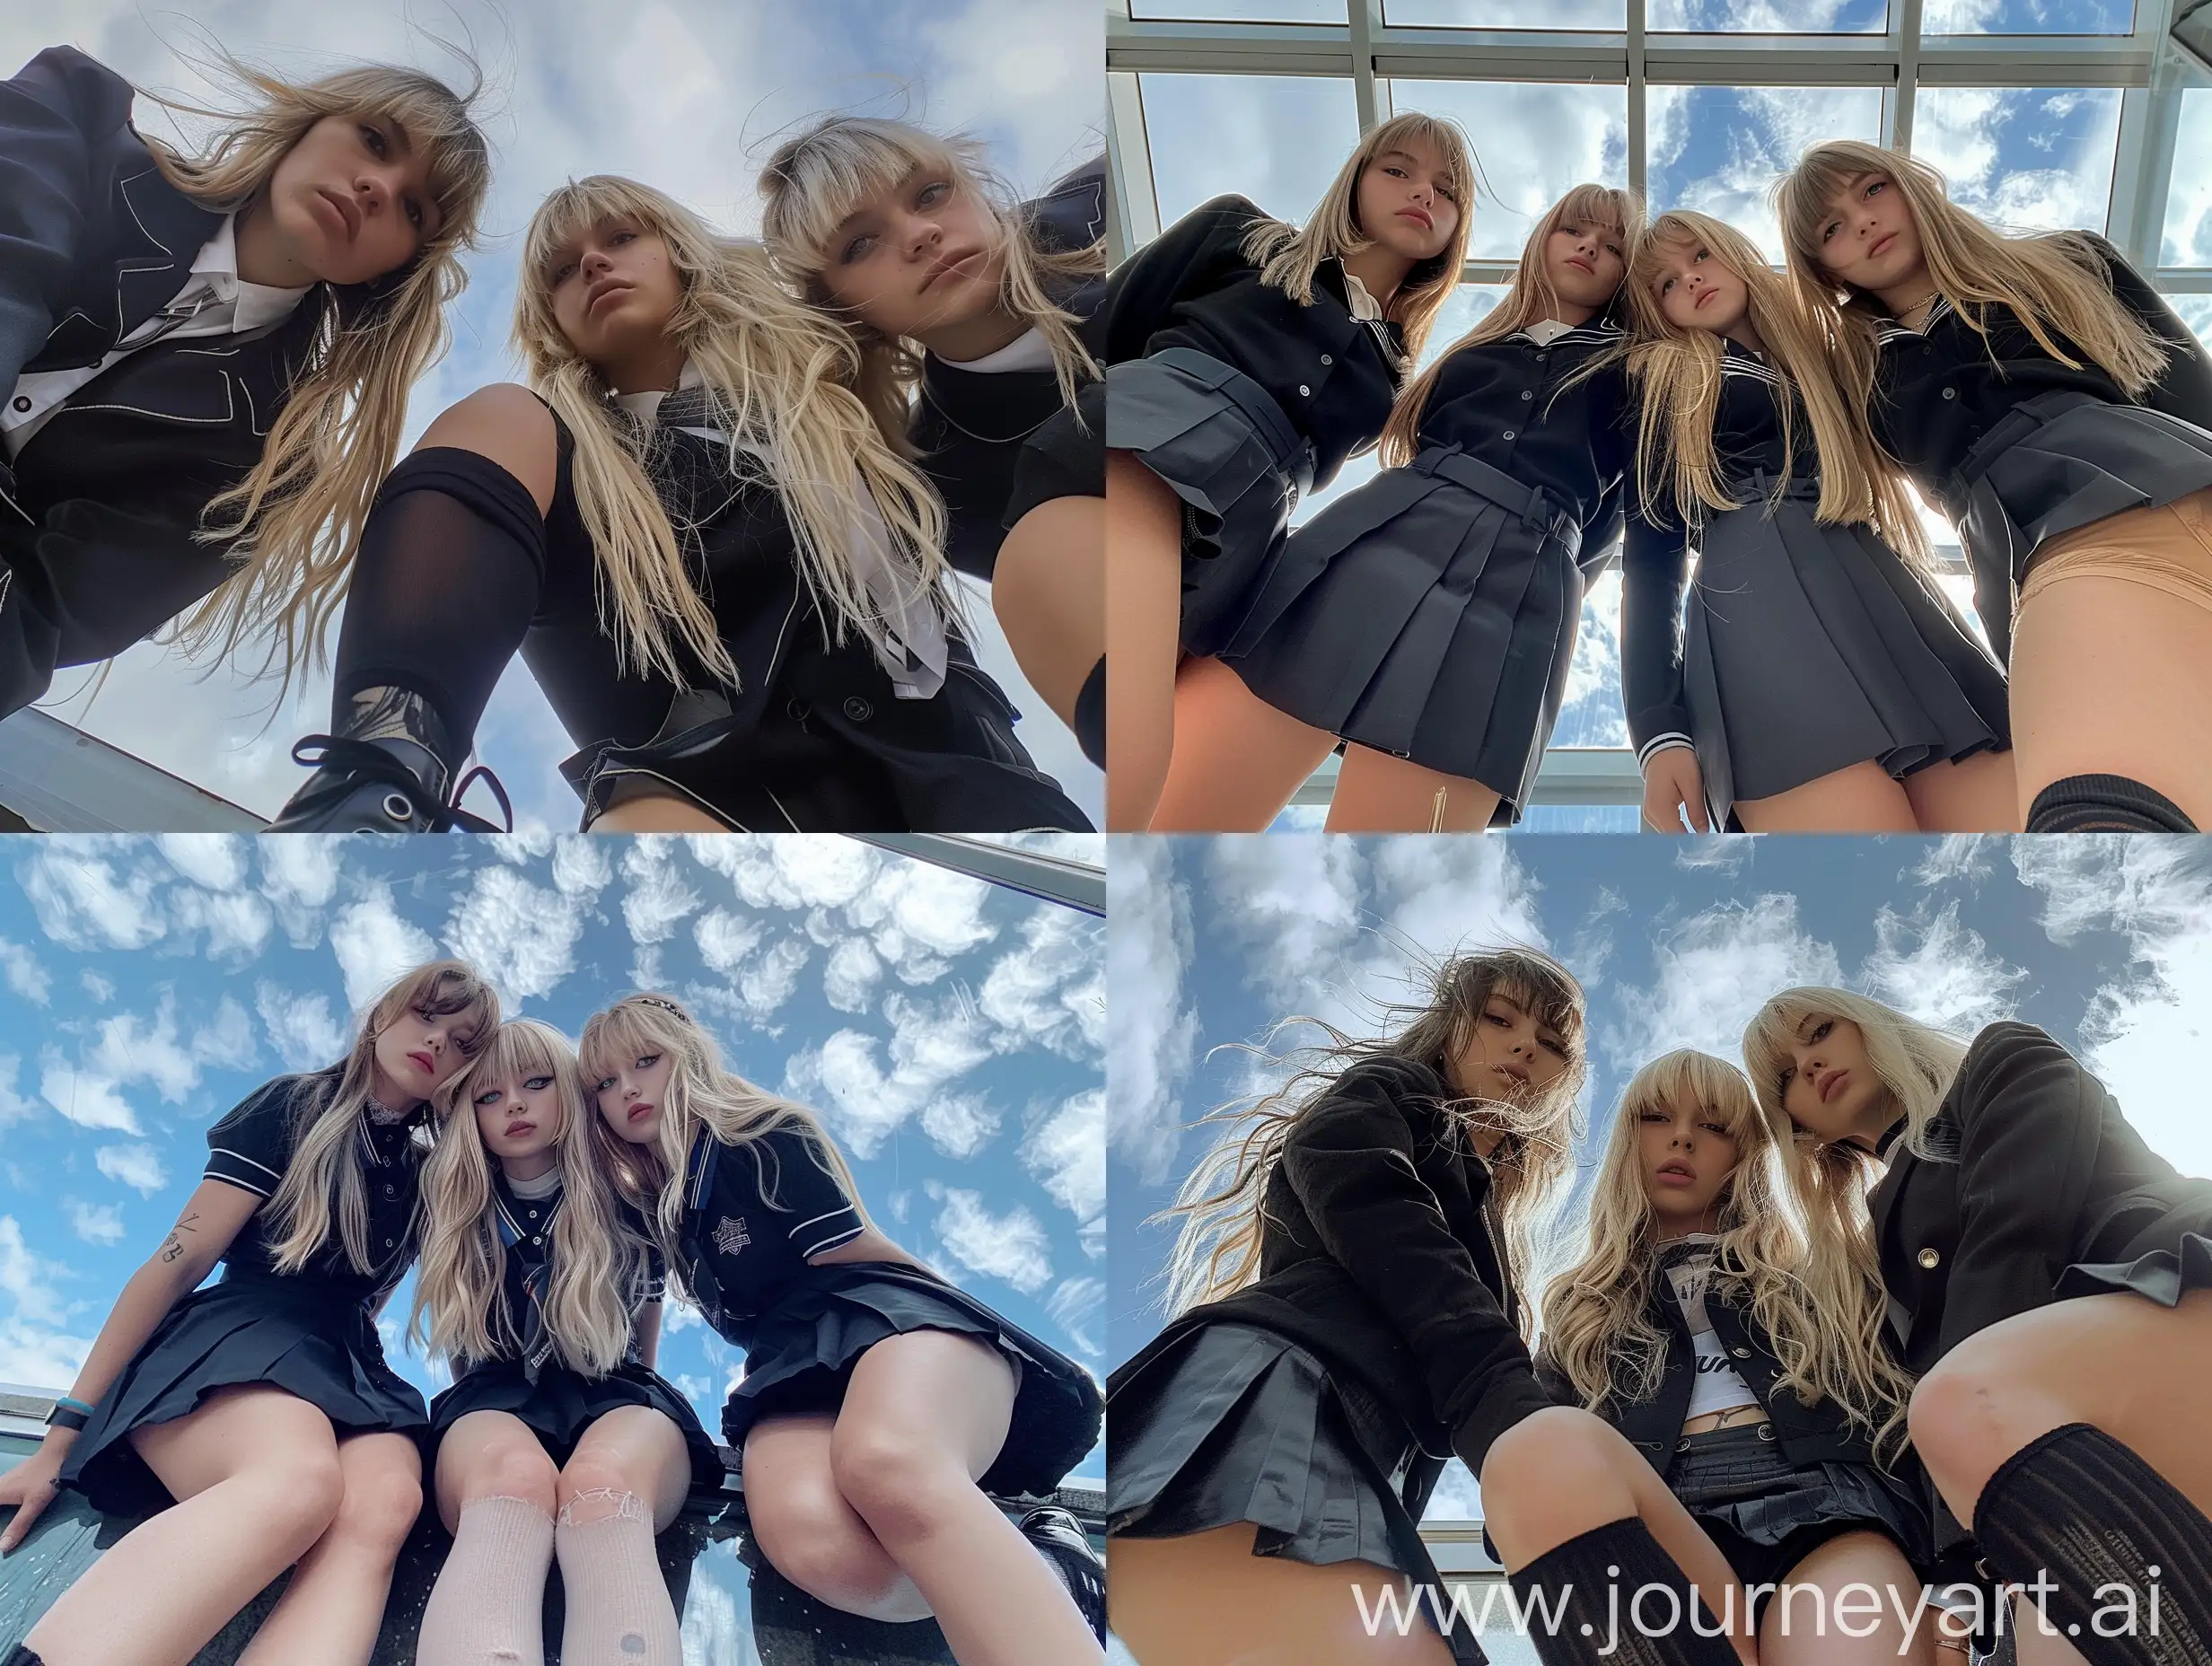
[1104,193,1410,491]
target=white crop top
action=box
[1664,1236,1760,1422]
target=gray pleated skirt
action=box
[1684,488,2009,828]
[1107,348,1314,658]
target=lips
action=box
[504,1119,534,1139]
[627,1102,654,1123]
[1567,256,1594,275]
[1820,1068,1849,1104]
[1493,1061,1530,1086]
[586,282,634,317]
[1870,231,1897,260]
[408,1050,435,1076]
[1694,287,1715,309]
[315,187,361,243]
[1657,1162,1696,1182]
[1398,206,1434,232]
[921,250,981,293]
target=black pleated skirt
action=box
[430,1358,724,1495]
[1683,491,2009,827]
[1005,378,1105,528]
[1107,349,1313,659]
[1108,1321,1484,1664]
[59,1276,428,1518]
[723,1263,1102,1499]
[2057,1229,2212,1307]
[1225,445,1586,823]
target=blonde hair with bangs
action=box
[758,115,1102,447]
[1621,210,1928,562]
[1539,1048,1917,1462]
[515,176,951,690]
[136,53,491,690]
[1382,182,1642,468]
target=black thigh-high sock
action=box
[1972,1423,2212,1666]
[1508,1517,1741,1666]
[2025,775,2199,832]
[1073,656,1104,767]
[327,445,549,761]
[7,1646,46,1664]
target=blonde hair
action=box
[578,994,871,1294]
[410,1019,654,1377]
[1382,182,1643,468]
[1620,210,1928,561]
[1242,112,1476,368]
[757,115,1102,444]
[1775,140,2167,440]
[263,960,499,1276]
[514,176,952,690]
[137,54,490,691]
[1160,945,1587,1327]
[1539,1049,1917,1462]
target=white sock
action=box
[553,1488,680,1665]
[416,1494,554,1666]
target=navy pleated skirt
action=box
[430,1357,724,1495]
[1005,378,1106,527]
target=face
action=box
[1814,171,1925,298]
[470,1064,566,1166]
[1446,992,1571,1104]
[263,114,442,286]
[1352,137,1462,268]
[1544,215,1627,314]
[592,1039,673,1146]
[543,215,686,366]
[1777,1013,1888,1145]
[370,998,478,1107]
[817,166,1007,342]
[1635,1090,1741,1232]
[1648,235,1749,336]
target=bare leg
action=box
[23,1386,346,1666]
[830,1328,1102,1665]
[233,1429,423,1666]
[590,792,735,832]
[1106,449,1185,830]
[994,495,1104,732]
[1759,1530,1936,1666]
[2014,1592,2096,1666]
[1326,746,1502,834]
[1900,750,2023,833]
[1734,759,1922,833]
[743,1411,929,1623]
[1148,654,1338,830]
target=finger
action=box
[1687,796,1710,834]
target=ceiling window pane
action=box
[1651,0,1886,31]
[1128,1,1350,21]
[1911,86,2122,235]
[1920,0,2134,32]
[2168,294,2212,349]
[1138,73,1364,229]
[1382,0,1628,26]
[1647,84,1884,259]
[1388,82,1630,261]
[2161,90,2212,267]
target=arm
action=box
[1620,500,1707,832]
[2079,232,2212,431]
[632,1300,663,1372]
[1102,195,1261,366]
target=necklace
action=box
[1892,287,1941,330]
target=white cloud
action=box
[1912,835,1995,889]
[978,904,1106,1061]
[259,838,343,946]
[1044,1274,1105,1357]
[1604,894,1845,1070]
[621,840,703,945]
[0,936,50,1004]
[329,882,440,1013]
[258,982,351,1073]
[847,859,1000,985]
[929,1185,1053,1295]
[821,936,882,1013]
[0,1315,93,1395]
[551,836,614,898]
[444,864,584,1003]
[155,834,248,891]
[919,1092,1002,1160]
[0,1056,34,1123]
[171,885,275,961]
[786,989,999,1159]
[0,1214,66,1325]
[96,1143,169,1196]
[1202,837,1367,1013]
[68,1201,127,1246]
[1106,836,1198,1185]
[1861,900,2026,1034]
[20,846,165,950]
[1023,1087,1105,1255]
[80,969,114,1003]
[39,1055,139,1135]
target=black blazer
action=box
[1111,1055,1556,1489]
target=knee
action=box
[252,1451,348,1555]
[413,383,557,513]
[1480,1407,1616,1502]
[555,1444,646,1517]
[828,1425,969,1546]
[473,1437,559,1518]
[330,1453,426,1559]
[1908,1347,2020,1500]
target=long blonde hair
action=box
[1621,209,1928,560]
[1242,112,1476,368]
[758,116,1102,444]
[1382,182,1643,468]
[514,176,952,690]
[1160,945,1587,1326]
[1540,1049,1917,1461]
[263,960,499,1276]
[1776,139,2167,434]
[578,994,871,1294]
[137,54,490,690]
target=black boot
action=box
[264,688,510,833]
[1017,1504,1105,1644]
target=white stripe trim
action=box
[1637,734,1696,767]
[796,1223,866,1258]
[207,1147,284,1181]
[786,1206,860,1238]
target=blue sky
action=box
[0,831,1107,1485]
[5,0,1103,827]
[1108,831,2212,1519]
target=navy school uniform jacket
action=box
[669,1122,868,1347]
[467,1173,667,1377]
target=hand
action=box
[1640,747,1709,834]
[0,1436,69,1554]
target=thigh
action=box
[1328,747,1500,833]
[432,1409,558,1531]
[129,1383,341,1504]
[563,1404,692,1532]
[1900,750,2023,833]
[995,495,1104,723]
[1149,655,1338,830]
[1761,1530,1933,1666]
[1736,760,1921,832]
[835,1328,1017,1481]
[742,1411,851,1538]
[590,790,735,832]
[411,383,559,515]
[1106,448,1187,829]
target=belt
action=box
[1149,346,1316,495]
[1409,443,1584,561]
[1946,388,2103,507]
[1733,465,1823,504]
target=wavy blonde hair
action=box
[757,116,1102,444]
[1160,945,1587,1327]
[136,54,490,690]
[1621,210,1928,561]
[1382,182,1642,468]
[514,176,952,690]
[263,960,498,1276]
[1540,1048,1917,1462]
[1775,140,2167,440]
[578,994,871,1293]
[1242,112,1476,370]
[409,1019,652,1378]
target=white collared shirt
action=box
[934,326,1054,375]
[1519,318,1574,347]
[4,213,313,460]
[1343,271,1385,323]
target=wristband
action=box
[54,1395,94,1416]
[44,1403,89,1432]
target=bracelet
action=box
[44,1403,90,1432]
[53,1395,94,1417]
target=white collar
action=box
[1343,271,1386,323]
[613,357,703,425]
[1519,318,1575,346]
[193,214,314,332]
[935,325,1055,375]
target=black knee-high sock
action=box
[1073,656,1104,767]
[2025,775,2199,833]
[327,446,548,760]
[7,1646,46,1665]
[1509,1518,1741,1666]
[1972,1423,2212,1666]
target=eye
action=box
[1637,1109,1666,1124]
[1540,1036,1567,1057]
[917,180,950,206]
[550,258,579,285]
[1660,276,1675,295]
[1865,180,1885,198]
[1702,1120,1730,1136]
[473,1087,503,1108]
[593,1075,616,1093]
[1693,247,1707,263]
[359,123,389,158]
[1382,164,1409,179]
[610,230,636,248]
[403,197,425,231]
[1778,1065,1796,1092]
[637,1053,661,1070]
[839,231,877,264]
[1810,1020,1832,1043]
[1821,220,1840,244]
[523,1074,554,1092]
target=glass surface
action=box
[2162,90,2212,267]
[2168,293,2212,348]
[1388,82,1631,261]
[1382,0,1628,25]
[1130,0,1350,20]
[1139,73,1364,229]
[1912,86,2122,235]
[1648,85,1884,260]
[1921,0,2133,32]
[1651,0,1886,31]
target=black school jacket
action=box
[1103,193,1409,491]
[0,46,343,714]
[1110,1056,1555,1489]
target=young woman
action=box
[759,116,1108,766]
[1777,139,2212,832]
[0,43,488,714]
[1108,949,1757,1666]
[265,174,1087,836]
[0,960,498,1666]
[1619,209,2015,835]
[579,994,1106,1666]
[1744,990,2212,1666]
[1157,185,1642,832]
[1102,112,1472,829]
[409,1018,723,1666]
[1539,1049,1935,1666]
